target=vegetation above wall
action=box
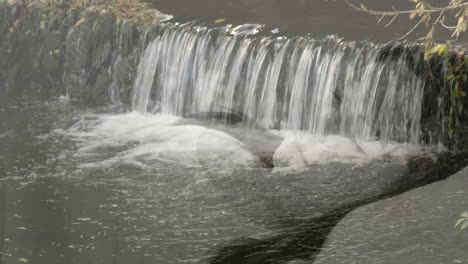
[2,0,161,24]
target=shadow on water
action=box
[207,153,468,264]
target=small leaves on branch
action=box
[428,44,468,138]
[6,0,161,24]
[345,0,468,52]
[443,50,468,139]
[346,0,468,139]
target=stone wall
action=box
[422,53,468,153]
[0,3,150,106]
[376,43,468,152]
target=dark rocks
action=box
[0,3,147,106]
[419,51,468,153]
[64,22,93,101]
[207,154,468,264]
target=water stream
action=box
[0,19,457,264]
[132,23,425,144]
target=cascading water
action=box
[132,23,425,144]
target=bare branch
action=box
[440,16,459,29]
[434,10,445,26]
[377,14,386,24]
[344,0,468,16]
[397,15,425,40]
[385,14,399,27]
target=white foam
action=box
[61,112,427,170]
[271,130,423,167]
[63,112,256,169]
[229,24,264,36]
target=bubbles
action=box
[60,111,427,171]
[62,112,256,170]
[229,24,264,36]
[272,130,424,167]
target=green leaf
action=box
[18,258,28,263]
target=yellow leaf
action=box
[214,19,226,23]
[429,44,447,56]
[18,258,28,263]
[9,27,14,33]
[437,45,447,56]
[75,18,86,26]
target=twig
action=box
[397,16,425,40]
[377,14,386,24]
[385,14,399,27]
[440,16,459,29]
[434,10,445,26]
[345,0,468,16]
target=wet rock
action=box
[118,20,139,56]
[0,3,145,105]
[91,68,111,105]
[40,31,63,74]
[64,16,93,101]
[208,154,468,264]
[314,166,468,264]
[91,14,114,68]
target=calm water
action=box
[150,0,466,42]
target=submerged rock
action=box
[207,154,468,263]
[314,166,468,264]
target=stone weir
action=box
[0,2,152,106]
[0,2,467,151]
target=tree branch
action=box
[440,16,458,29]
[397,15,425,40]
[344,0,468,16]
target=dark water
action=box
[150,0,466,42]
[0,99,465,264]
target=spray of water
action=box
[132,23,425,144]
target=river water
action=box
[0,96,436,264]
[150,0,467,42]
[1,1,466,263]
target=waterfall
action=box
[132,23,425,144]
